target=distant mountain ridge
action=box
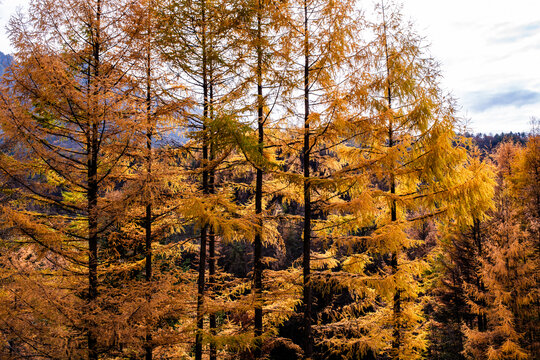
[0,51,13,76]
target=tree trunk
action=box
[390,147,401,357]
[144,22,153,359]
[195,1,209,359]
[254,1,264,358]
[208,79,217,360]
[381,4,401,356]
[208,226,216,360]
[389,136,400,357]
[195,224,208,360]
[472,218,487,332]
[88,130,99,360]
[88,2,101,358]
[302,0,312,357]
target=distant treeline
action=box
[463,132,529,152]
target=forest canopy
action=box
[0,0,538,359]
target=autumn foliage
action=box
[0,1,538,360]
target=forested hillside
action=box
[0,52,12,76]
[467,132,529,153]
[0,1,538,360]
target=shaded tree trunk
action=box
[144,21,153,359]
[208,76,217,360]
[382,4,401,355]
[87,126,99,360]
[253,0,264,358]
[472,218,487,332]
[195,2,209,359]
[302,0,312,357]
[87,2,101,359]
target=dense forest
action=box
[0,0,538,359]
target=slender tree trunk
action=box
[196,223,208,360]
[88,128,99,360]
[389,118,401,357]
[208,77,217,360]
[389,125,400,357]
[381,3,401,357]
[472,218,487,332]
[144,202,152,360]
[208,228,216,360]
[253,1,264,358]
[144,20,153,359]
[302,0,313,357]
[88,2,101,359]
[195,1,209,359]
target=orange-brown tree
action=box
[159,1,259,358]
[277,0,364,357]
[0,0,147,358]
[314,3,495,359]
[462,139,539,360]
[116,0,195,358]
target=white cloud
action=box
[398,0,540,133]
[0,0,29,53]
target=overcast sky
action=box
[1,0,539,134]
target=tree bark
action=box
[208,77,217,360]
[302,0,312,357]
[144,16,153,358]
[195,1,209,359]
[381,3,402,356]
[254,1,264,358]
[472,218,487,332]
[87,126,99,360]
[87,2,101,359]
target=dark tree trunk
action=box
[389,136,401,356]
[195,1,209,359]
[302,0,313,357]
[390,153,401,357]
[145,199,152,360]
[144,26,153,360]
[88,129,99,360]
[209,225,216,360]
[208,79,217,360]
[88,2,101,359]
[195,223,208,360]
[254,1,264,358]
[381,4,401,356]
[472,218,487,332]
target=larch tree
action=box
[0,1,533,360]
[115,0,194,357]
[159,0,256,358]
[510,131,540,358]
[277,0,362,357]
[159,1,218,358]
[0,0,144,358]
[363,5,494,358]
[463,140,539,360]
[427,149,495,360]
[319,3,495,359]
[233,0,293,356]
